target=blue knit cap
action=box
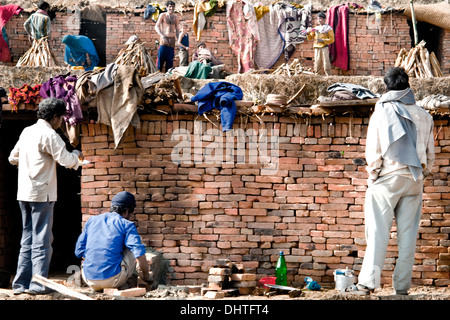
[111,191,136,208]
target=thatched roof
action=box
[1,0,446,12]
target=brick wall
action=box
[2,9,449,76]
[79,114,450,287]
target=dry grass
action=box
[225,73,450,105]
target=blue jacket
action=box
[191,82,243,131]
[75,212,146,280]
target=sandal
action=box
[341,284,373,295]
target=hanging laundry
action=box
[278,3,311,61]
[327,3,361,71]
[0,4,23,62]
[144,3,166,23]
[191,82,243,132]
[40,74,83,126]
[255,2,310,70]
[193,0,225,41]
[226,0,259,73]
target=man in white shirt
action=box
[9,98,83,295]
[345,67,435,296]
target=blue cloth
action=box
[12,201,55,293]
[376,88,422,181]
[62,35,99,71]
[191,82,243,131]
[75,212,146,280]
[157,45,174,72]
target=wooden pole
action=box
[410,0,419,46]
[32,274,94,300]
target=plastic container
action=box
[333,268,356,290]
[275,251,287,286]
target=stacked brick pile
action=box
[203,259,257,299]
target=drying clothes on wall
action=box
[40,74,83,146]
[93,65,144,148]
[254,4,269,20]
[326,3,361,71]
[144,3,165,23]
[40,74,83,125]
[254,5,283,70]
[226,0,260,73]
[327,83,380,99]
[277,3,311,61]
[62,35,100,71]
[0,5,23,62]
[193,0,225,41]
[191,82,243,132]
[8,84,42,112]
[255,2,310,70]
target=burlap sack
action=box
[403,2,450,31]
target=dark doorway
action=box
[0,118,82,276]
[408,20,443,63]
[80,16,107,68]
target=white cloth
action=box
[8,119,80,202]
[365,100,435,185]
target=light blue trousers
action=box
[358,175,423,291]
[12,201,55,292]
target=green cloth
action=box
[184,61,212,79]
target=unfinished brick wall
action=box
[2,9,449,76]
[79,113,450,287]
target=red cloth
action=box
[0,5,23,62]
[327,4,349,71]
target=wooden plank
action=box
[32,274,94,300]
[319,98,379,107]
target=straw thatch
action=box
[224,73,450,105]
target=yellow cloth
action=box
[254,5,269,20]
[193,0,225,41]
[306,25,335,48]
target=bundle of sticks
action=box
[16,37,61,67]
[394,40,444,78]
[141,74,183,110]
[114,39,157,77]
[270,58,313,76]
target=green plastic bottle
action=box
[275,251,287,286]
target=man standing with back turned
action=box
[9,98,83,295]
[344,67,435,296]
[155,1,179,72]
[24,1,52,41]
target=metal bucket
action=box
[333,269,356,291]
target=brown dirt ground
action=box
[0,275,449,301]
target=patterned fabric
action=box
[226,0,259,73]
[8,84,42,111]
